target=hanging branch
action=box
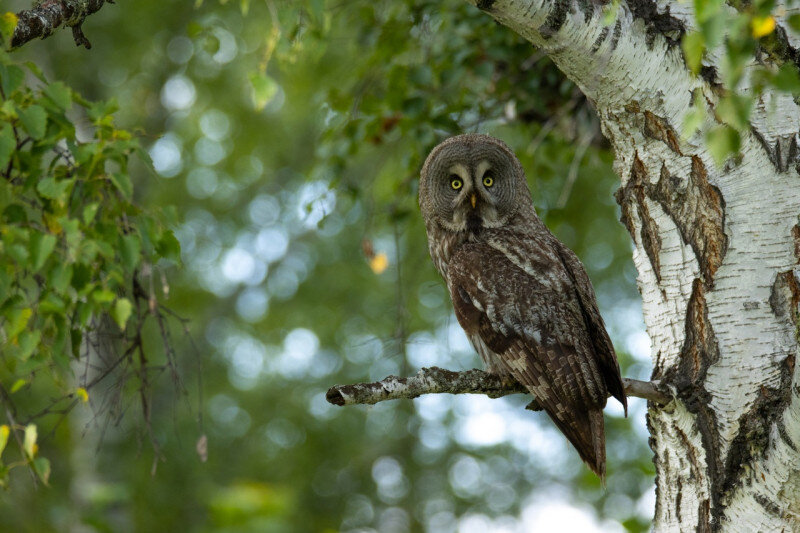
[10,0,111,50]
[326,366,670,409]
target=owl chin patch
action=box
[466,213,483,234]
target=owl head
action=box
[419,134,534,233]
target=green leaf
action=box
[36,177,72,201]
[30,232,57,272]
[4,307,31,340]
[16,104,47,140]
[32,457,50,485]
[83,202,100,224]
[109,172,133,199]
[772,64,800,93]
[716,94,751,131]
[112,298,133,331]
[789,14,800,33]
[249,72,279,111]
[0,122,14,170]
[0,63,24,96]
[24,61,47,83]
[43,82,72,111]
[120,234,142,271]
[682,31,705,75]
[22,424,36,458]
[156,230,181,263]
[706,125,740,166]
[694,0,722,24]
[50,263,73,294]
[92,289,115,304]
[14,330,40,361]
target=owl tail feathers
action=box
[549,407,607,481]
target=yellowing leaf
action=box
[0,12,18,42]
[751,16,776,38]
[0,425,9,457]
[76,387,89,403]
[9,378,26,393]
[369,252,389,274]
[23,424,37,459]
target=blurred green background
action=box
[1,0,654,531]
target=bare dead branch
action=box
[326,366,670,408]
[10,0,110,50]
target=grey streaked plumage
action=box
[419,133,626,478]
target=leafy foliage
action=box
[0,50,182,486]
[681,0,800,164]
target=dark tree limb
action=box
[10,0,111,50]
[326,366,671,409]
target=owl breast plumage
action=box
[418,133,626,478]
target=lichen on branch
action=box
[327,366,670,408]
[10,0,110,50]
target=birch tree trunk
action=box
[463,0,800,529]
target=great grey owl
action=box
[419,133,627,478]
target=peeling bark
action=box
[650,157,727,288]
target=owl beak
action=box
[470,193,477,209]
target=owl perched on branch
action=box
[418,134,627,478]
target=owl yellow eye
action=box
[450,177,463,190]
[483,175,494,188]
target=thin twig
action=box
[326,366,671,408]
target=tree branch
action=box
[326,366,671,409]
[10,0,110,50]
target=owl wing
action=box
[552,239,627,414]
[447,241,611,476]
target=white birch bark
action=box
[462,0,800,529]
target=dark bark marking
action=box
[792,224,800,264]
[610,19,622,51]
[538,0,570,38]
[770,270,800,323]
[721,350,795,522]
[575,0,594,24]
[476,0,496,11]
[624,100,641,114]
[776,417,798,453]
[696,499,711,533]
[754,493,783,518]
[670,420,713,531]
[643,111,683,154]
[591,26,610,53]
[699,66,722,89]
[650,158,728,287]
[674,280,719,385]
[633,157,663,283]
[616,155,663,282]
[658,279,724,525]
[752,128,800,174]
[626,0,685,48]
